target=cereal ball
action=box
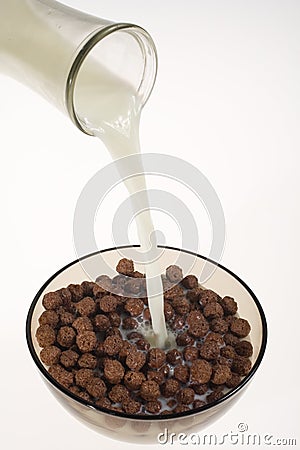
[220,345,236,359]
[116,258,134,275]
[224,333,240,347]
[183,346,199,361]
[96,397,112,409]
[57,287,72,308]
[126,350,146,371]
[136,339,150,351]
[166,349,182,365]
[203,302,224,319]
[235,340,253,357]
[76,331,97,353]
[42,291,62,310]
[124,298,144,317]
[72,316,93,334]
[190,360,212,384]
[207,390,223,403]
[147,370,165,385]
[164,285,185,301]
[75,368,94,388]
[140,380,160,401]
[186,287,202,303]
[186,311,209,338]
[103,335,123,356]
[60,350,79,368]
[166,265,183,283]
[172,316,186,331]
[99,295,118,313]
[146,400,162,414]
[119,341,135,360]
[108,312,121,327]
[39,310,59,328]
[122,317,139,331]
[124,371,146,391]
[109,384,130,403]
[48,364,73,388]
[198,289,221,307]
[210,318,229,334]
[199,341,220,360]
[172,297,191,315]
[230,318,251,338]
[211,364,231,385]
[174,364,190,383]
[193,400,206,409]
[105,327,122,338]
[122,399,141,414]
[219,296,238,315]
[78,353,97,369]
[173,405,190,413]
[217,356,232,368]
[162,379,181,397]
[164,302,175,322]
[124,279,142,295]
[94,314,110,331]
[57,326,76,348]
[192,384,209,395]
[103,359,125,384]
[36,324,56,348]
[40,346,61,366]
[68,284,84,302]
[176,388,195,405]
[176,332,194,347]
[57,308,76,326]
[231,356,252,376]
[226,372,242,388]
[86,377,107,398]
[204,332,224,347]
[75,297,96,316]
[148,348,166,369]
[181,275,198,289]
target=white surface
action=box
[0,0,299,449]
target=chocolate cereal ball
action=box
[122,399,141,414]
[124,298,144,317]
[187,311,209,338]
[211,364,231,385]
[75,368,94,388]
[94,314,110,331]
[42,291,62,310]
[190,360,212,384]
[108,312,121,327]
[75,297,96,317]
[224,333,240,347]
[219,296,238,315]
[220,345,236,359]
[176,332,195,347]
[109,384,130,403]
[174,364,189,383]
[76,331,97,353]
[104,359,125,384]
[226,372,242,388]
[78,353,97,369]
[36,324,56,348]
[122,317,138,330]
[99,295,118,313]
[40,345,61,366]
[140,380,160,401]
[116,258,134,275]
[86,378,107,398]
[235,340,253,357]
[192,384,208,395]
[103,335,123,356]
[167,349,182,365]
[38,310,59,328]
[183,346,199,361]
[124,371,146,390]
[164,302,175,322]
[48,364,73,388]
[203,302,224,319]
[210,318,229,334]
[231,356,252,376]
[199,289,221,307]
[166,265,183,283]
[176,388,195,405]
[72,316,93,334]
[147,370,165,385]
[162,379,181,397]
[126,350,146,371]
[60,350,79,368]
[146,400,161,414]
[68,284,84,302]
[230,318,251,338]
[172,297,191,315]
[148,348,166,369]
[57,308,76,326]
[199,341,220,360]
[181,275,198,289]
[57,326,76,348]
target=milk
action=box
[75,57,169,348]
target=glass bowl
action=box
[26,245,267,444]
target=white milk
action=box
[75,59,169,348]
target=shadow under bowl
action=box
[26,245,267,444]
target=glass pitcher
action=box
[0,0,157,135]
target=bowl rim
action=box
[26,244,267,421]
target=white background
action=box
[0,0,299,449]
